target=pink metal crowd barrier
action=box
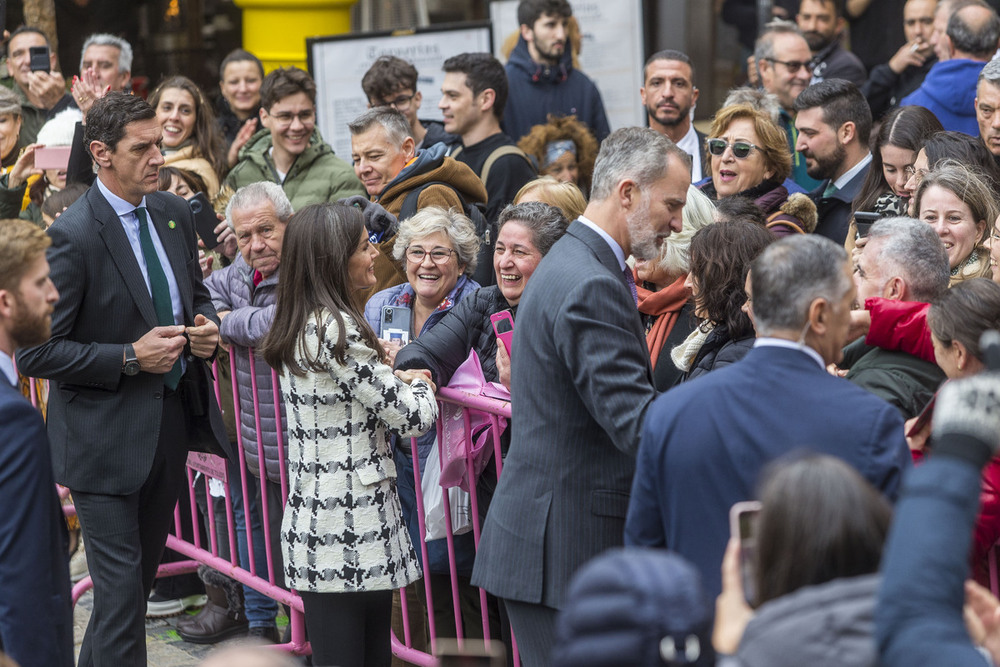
[28,348,515,665]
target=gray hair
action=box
[948,4,1000,59]
[753,19,805,63]
[722,87,782,123]
[392,206,480,276]
[0,87,21,117]
[751,235,852,336]
[347,106,412,144]
[979,54,1000,86]
[225,182,294,230]
[654,185,716,279]
[589,127,689,202]
[497,201,569,257]
[867,216,951,302]
[80,33,133,73]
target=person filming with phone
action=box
[713,454,892,666]
[4,27,70,145]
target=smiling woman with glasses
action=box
[699,103,816,236]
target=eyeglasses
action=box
[405,246,456,264]
[764,58,812,73]
[707,138,760,159]
[268,109,315,126]
[381,93,415,111]
[904,165,917,178]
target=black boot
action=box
[176,565,249,644]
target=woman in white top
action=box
[261,202,438,667]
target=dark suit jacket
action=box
[810,159,871,244]
[0,376,73,667]
[17,185,230,495]
[471,221,656,607]
[625,345,911,600]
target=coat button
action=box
[154,392,162,400]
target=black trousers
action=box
[300,589,393,667]
[73,391,189,667]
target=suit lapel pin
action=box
[168,220,176,229]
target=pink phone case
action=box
[34,146,72,170]
[490,310,514,357]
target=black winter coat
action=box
[394,285,515,385]
[680,323,755,384]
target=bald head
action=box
[947,3,1000,60]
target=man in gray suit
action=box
[17,92,229,666]
[471,127,690,665]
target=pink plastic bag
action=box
[438,350,510,492]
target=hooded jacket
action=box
[503,38,611,142]
[224,128,364,210]
[363,142,488,297]
[901,58,986,136]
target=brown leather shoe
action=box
[176,580,248,644]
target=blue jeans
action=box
[225,459,282,628]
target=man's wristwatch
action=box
[123,344,141,376]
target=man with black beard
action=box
[794,79,872,244]
[0,220,72,667]
[797,0,867,85]
[640,50,705,182]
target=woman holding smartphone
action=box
[261,202,437,667]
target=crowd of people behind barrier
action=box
[10,0,1000,665]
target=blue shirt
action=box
[0,351,16,386]
[96,177,183,327]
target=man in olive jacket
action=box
[225,66,364,210]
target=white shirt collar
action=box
[577,215,627,271]
[674,123,703,182]
[96,176,149,217]
[0,351,17,386]
[753,337,826,370]
[833,152,872,191]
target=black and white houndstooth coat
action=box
[280,310,438,593]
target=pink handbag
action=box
[438,350,510,492]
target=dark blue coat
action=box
[0,375,73,667]
[503,38,611,143]
[625,344,911,599]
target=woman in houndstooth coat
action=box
[261,202,438,667]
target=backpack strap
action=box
[480,145,532,185]
[399,182,444,222]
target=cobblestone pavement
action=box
[72,589,296,666]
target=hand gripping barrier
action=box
[33,349,518,664]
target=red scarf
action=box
[636,272,691,370]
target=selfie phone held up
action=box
[380,306,412,346]
[188,192,221,249]
[730,500,761,606]
[29,45,50,73]
[490,309,514,357]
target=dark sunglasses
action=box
[764,57,812,73]
[707,139,759,159]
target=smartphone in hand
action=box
[730,500,762,606]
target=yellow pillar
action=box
[234,0,359,72]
